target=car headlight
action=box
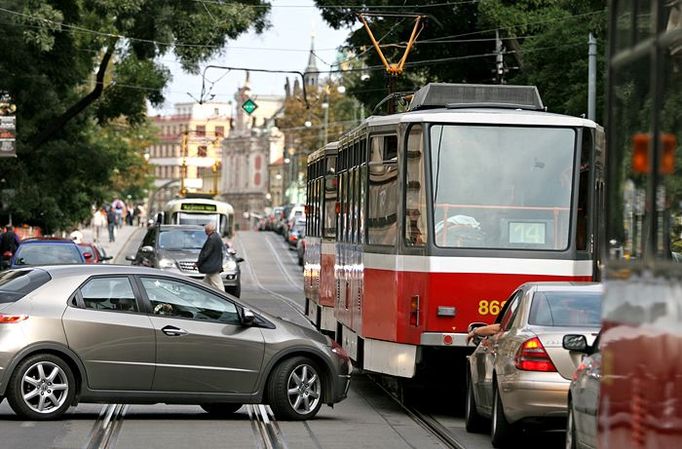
[159,258,176,269]
[223,259,237,271]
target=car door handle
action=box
[161,325,188,337]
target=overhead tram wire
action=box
[190,0,479,9]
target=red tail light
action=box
[409,295,420,326]
[0,314,29,324]
[514,337,557,372]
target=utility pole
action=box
[495,30,505,84]
[588,33,597,121]
[180,131,189,196]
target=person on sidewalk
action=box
[92,207,106,241]
[196,223,224,291]
[0,225,20,270]
[106,207,117,243]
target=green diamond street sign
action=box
[241,98,258,115]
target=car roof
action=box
[20,238,77,245]
[37,264,166,277]
[158,225,205,231]
[521,282,602,293]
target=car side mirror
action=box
[467,321,488,345]
[563,334,590,353]
[241,308,256,327]
[141,246,154,253]
[236,257,245,263]
[102,256,113,261]
[125,255,136,262]
[83,252,93,260]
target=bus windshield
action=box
[430,124,576,250]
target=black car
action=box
[126,224,243,297]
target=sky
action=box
[151,0,352,114]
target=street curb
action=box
[112,227,145,264]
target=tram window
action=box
[404,125,427,246]
[368,135,399,246]
[385,135,398,160]
[576,129,592,251]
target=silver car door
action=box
[138,276,265,394]
[62,276,156,390]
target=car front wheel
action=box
[268,356,323,420]
[7,354,75,420]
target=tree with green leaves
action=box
[0,0,271,232]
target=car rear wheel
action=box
[465,370,486,433]
[491,385,515,448]
[7,354,75,420]
[200,403,243,416]
[268,356,323,420]
[566,400,577,449]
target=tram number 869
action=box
[478,300,507,316]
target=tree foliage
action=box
[314,0,606,118]
[0,0,270,231]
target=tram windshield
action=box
[430,124,576,250]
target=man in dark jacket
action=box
[196,223,224,290]
[0,225,20,270]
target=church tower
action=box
[303,35,319,89]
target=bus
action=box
[600,2,682,447]
[327,83,603,381]
[161,197,235,239]
[304,142,339,335]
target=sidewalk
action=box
[79,225,142,260]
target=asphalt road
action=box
[0,230,566,449]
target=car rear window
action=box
[529,291,601,327]
[0,269,52,303]
[15,244,83,265]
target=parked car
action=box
[288,218,306,247]
[297,235,306,267]
[0,265,351,420]
[77,242,113,264]
[126,224,243,297]
[465,282,602,448]
[9,238,85,268]
[563,332,600,449]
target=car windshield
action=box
[529,291,601,327]
[430,125,576,250]
[15,244,83,265]
[159,229,207,250]
[0,269,51,303]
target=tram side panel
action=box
[304,235,321,326]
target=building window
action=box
[255,155,262,170]
[196,125,206,137]
[214,108,220,116]
[215,126,225,138]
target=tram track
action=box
[369,376,467,449]
[233,235,305,315]
[82,404,127,449]
[246,404,290,449]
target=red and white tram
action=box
[304,142,339,334]
[313,83,604,379]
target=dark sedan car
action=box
[9,238,85,268]
[127,224,243,297]
[0,265,351,421]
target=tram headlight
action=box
[158,258,176,269]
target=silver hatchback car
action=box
[0,265,351,420]
[465,282,601,448]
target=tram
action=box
[327,83,603,379]
[600,2,682,447]
[160,197,235,239]
[304,142,339,334]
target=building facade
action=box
[220,74,285,230]
[148,102,232,210]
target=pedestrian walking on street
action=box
[196,222,224,291]
[0,225,20,270]
[106,207,117,243]
[92,207,106,241]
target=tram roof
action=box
[308,141,339,164]
[359,107,598,131]
[164,197,234,213]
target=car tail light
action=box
[514,337,557,372]
[409,295,420,326]
[0,314,29,324]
